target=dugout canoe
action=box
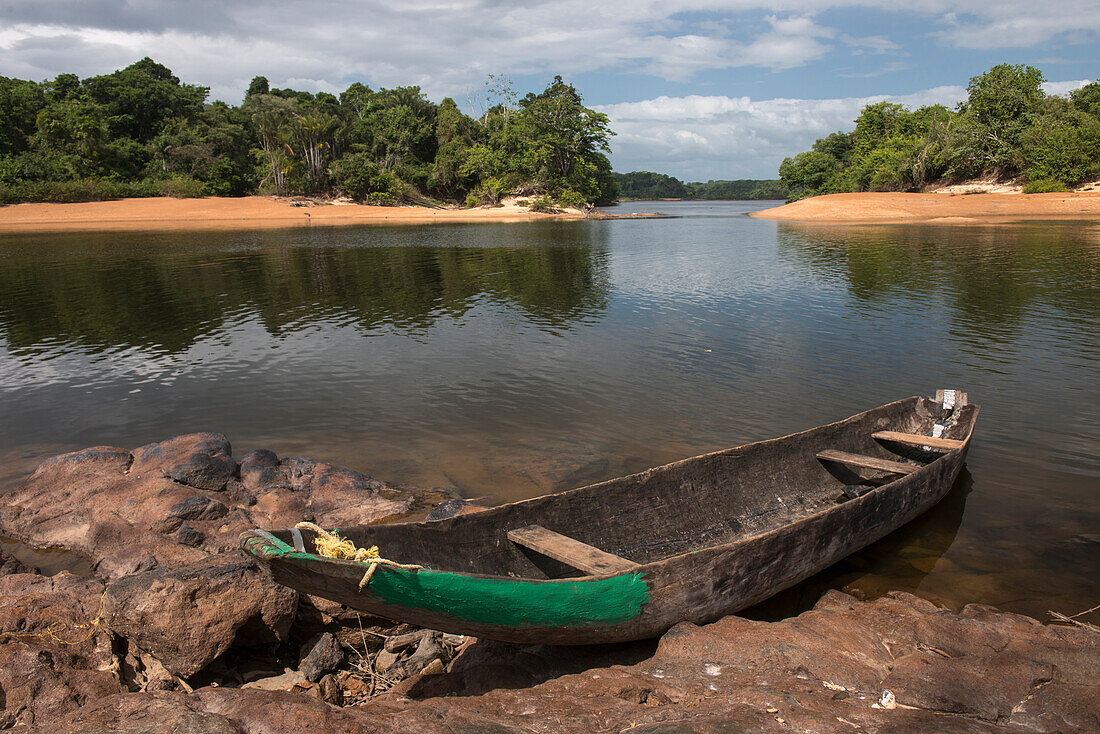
[242,391,978,645]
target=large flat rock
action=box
[0,572,123,729]
[0,433,416,579]
[0,435,427,681]
[39,591,1100,733]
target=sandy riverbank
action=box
[0,196,592,232]
[750,191,1100,224]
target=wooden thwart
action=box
[507,525,638,576]
[872,431,964,451]
[816,449,918,476]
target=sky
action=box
[0,1,1096,180]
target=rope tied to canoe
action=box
[294,522,423,589]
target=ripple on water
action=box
[0,206,1097,618]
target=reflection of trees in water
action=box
[776,223,1100,339]
[0,238,610,355]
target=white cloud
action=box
[0,1,1094,105]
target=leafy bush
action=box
[527,195,558,213]
[1022,179,1067,193]
[156,176,206,198]
[1019,111,1100,186]
[330,152,403,202]
[555,189,587,208]
[0,178,159,203]
[464,177,508,207]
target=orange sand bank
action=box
[750,191,1100,224]
[0,196,590,233]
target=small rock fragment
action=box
[241,668,305,691]
[300,632,346,683]
[375,649,400,675]
[318,673,344,705]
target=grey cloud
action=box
[0,1,239,34]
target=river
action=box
[1,200,1097,619]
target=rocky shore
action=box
[1,435,1096,732]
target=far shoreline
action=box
[0,196,611,233]
[749,191,1100,225]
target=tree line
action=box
[613,171,786,200]
[779,64,1100,199]
[0,59,618,207]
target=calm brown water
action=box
[1,200,1097,621]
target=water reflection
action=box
[0,228,610,356]
[1,204,1097,621]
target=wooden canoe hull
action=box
[242,395,978,644]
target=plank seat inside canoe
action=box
[872,431,964,451]
[816,449,919,476]
[507,525,638,576]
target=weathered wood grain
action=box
[816,449,919,475]
[507,525,638,575]
[872,431,964,451]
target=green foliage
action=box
[779,151,841,199]
[555,189,587,208]
[1022,179,1068,194]
[0,61,619,207]
[613,171,688,199]
[777,63,1099,197]
[464,177,508,207]
[330,151,402,202]
[0,178,157,204]
[684,179,787,199]
[246,76,270,98]
[1019,104,1100,186]
[156,176,206,198]
[1070,81,1100,118]
[526,195,556,212]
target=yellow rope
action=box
[1,586,107,646]
[294,522,423,589]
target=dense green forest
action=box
[779,64,1100,200]
[0,59,618,207]
[613,171,786,200]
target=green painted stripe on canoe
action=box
[362,565,649,628]
[240,529,650,628]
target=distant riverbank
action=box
[0,196,595,233]
[750,191,1100,224]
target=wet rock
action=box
[0,434,419,579]
[151,496,231,534]
[884,651,1053,720]
[0,572,123,728]
[299,632,345,683]
[161,434,238,491]
[0,550,37,576]
[239,449,284,491]
[102,554,298,678]
[425,498,488,521]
